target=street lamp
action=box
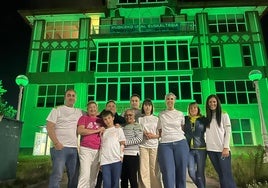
[15,75,29,121]
[248,70,268,162]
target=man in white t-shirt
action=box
[46,89,83,188]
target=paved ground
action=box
[32,173,219,188]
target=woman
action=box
[205,94,236,188]
[77,101,105,188]
[138,98,162,188]
[157,92,189,188]
[121,109,143,188]
[184,102,207,188]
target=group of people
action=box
[46,89,237,188]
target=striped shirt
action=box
[122,122,143,156]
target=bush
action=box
[232,145,268,187]
[0,81,17,119]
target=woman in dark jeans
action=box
[205,94,236,188]
[184,102,207,188]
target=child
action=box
[100,110,126,188]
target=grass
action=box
[0,153,51,188]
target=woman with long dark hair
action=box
[205,94,236,188]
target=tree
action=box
[0,80,17,118]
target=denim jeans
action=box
[187,149,206,188]
[207,151,237,188]
[158,139,189,188]
[48,147,79,188]
[102,161,122,188]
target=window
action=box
[190,46,200,68]
[192,81,202,104]
[67,51,78,71]
[211,46,222,67]
[215,80,256,104]
[242,44,253,66]
[140,0,166,3]
[91,75,195,102]
[37,85,74,107]
[40,51,50,72]
[89,50,96,71]
[45,21,79,39]
[96,40,190,73]
[118,0,137,4]
[208,14,246,33]
[88,84,95,101]
[231,119,254,146]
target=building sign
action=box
[110,22,182,33]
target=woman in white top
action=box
[205,94,236,188]
[138,98,162,188]
[157,93,189,188]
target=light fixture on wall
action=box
[15,75,29,121]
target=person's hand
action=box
[99,127,105,135]
[115,123,121,128]
[54,142,64,150]
[221,148,230,158]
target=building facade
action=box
[19,0,268,149]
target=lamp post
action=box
[248,70,268,162]
[15,75,29,121]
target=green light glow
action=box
[248,70,262,81]
[15,75,29,87]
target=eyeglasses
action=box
[125,114,134,117]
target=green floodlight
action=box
[15,75,29,87]
[248,70,262,81]
[15,75,29,121]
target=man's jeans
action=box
[48,147,79,188]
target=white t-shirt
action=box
[100,126,126,166]
[138,115,159,148]
[46,105,82,147]
[157,109,185,143]
[206,112,231,152]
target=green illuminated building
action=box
[19,0,268,149]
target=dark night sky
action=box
[1,1,268,108]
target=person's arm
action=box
[222,112,232,157]
[46,120,63,150]
[77,125,105,135]
[158,129,162,138]
[119,141,125,160]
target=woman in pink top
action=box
[77,101,105,188]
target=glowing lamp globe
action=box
[248,70,262,82]
[15,75,29,87]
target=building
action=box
[18,0,268,149]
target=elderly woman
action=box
[157,92,189,188]
[121,108,143,188]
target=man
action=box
[121,94,142,122]
[46,89,83,188]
